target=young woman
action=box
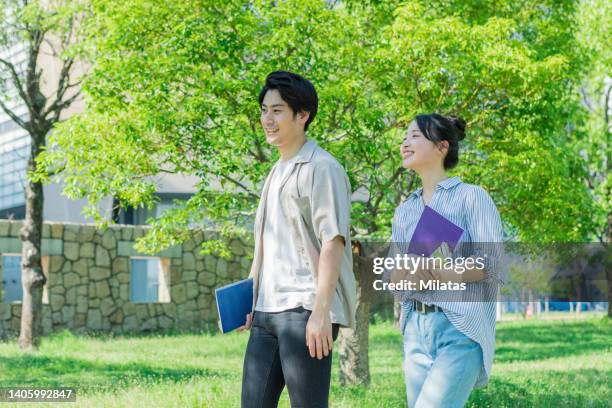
[385,113,505,408]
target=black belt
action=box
[412,300,441,313]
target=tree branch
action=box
[23,28,47,119]
[0,97,29,131]
[157,168,179,175]
[219,173,259,199]
[249,120,268,162]
[604,84,611,128]
[46,90,82,123]
[580,86,593,113]
[371,165,404,214]
[42,38,59,58]
[459,84,484,111]
[0,56,30,106]
[44,56,78,118]
[46,163,67,179]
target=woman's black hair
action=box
[415,113,467,170]
[258,70,318,131]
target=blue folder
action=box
[215,278,253,334]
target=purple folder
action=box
[407,206,464,257]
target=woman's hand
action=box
[390,256,434,287]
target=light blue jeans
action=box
[402,310,483,408]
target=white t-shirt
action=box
[255,157,317,312]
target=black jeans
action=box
[241,307,340,408]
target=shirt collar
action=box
[408,176,462,199]
[438,176,462,190]
[280,138,317,164]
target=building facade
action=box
[1,34,203,327]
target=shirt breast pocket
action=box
[292,196,312,228]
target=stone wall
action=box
[0,220,252,337]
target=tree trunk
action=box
[0,11,82,350]
[520,288,526,319]
[526,290,533,319]
[394,298,401,328]
[514,299,519,315]
[607,213,611,318]
[338,241,373,386]
[18,139,46,351]
[574,274,582,316]
[607,264,612,318]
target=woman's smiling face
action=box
[400,121,441,171]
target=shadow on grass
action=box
[494,320,611,363]
[77,324,222,340]
[0,325,223,344]
[0,354,232,392]
[367,318,611,365]
[468,368,611,408]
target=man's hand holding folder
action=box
[236,312,253,332]
[215,277,253,334]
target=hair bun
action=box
[447,115,466,140]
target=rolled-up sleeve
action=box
[311,162,351,245]
[466,186,506,284]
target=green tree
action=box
[37,0,597,382]
[0,0,86,350]
[505,248,557,317]
[575,0,611,316]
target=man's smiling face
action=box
[260,89,309,148]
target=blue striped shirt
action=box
[386,176,506,388]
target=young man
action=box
[238,71,356,408]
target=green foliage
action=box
[0,0,87,97]
[574,0,611,243]
[374,1,595,242]
[36,0,600,254]
[0,0,85,45]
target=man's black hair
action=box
[258,70,318,131]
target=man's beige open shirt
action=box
[248,139,357,328]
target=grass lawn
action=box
[0,315,610,407]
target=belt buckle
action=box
[416,300,437,313]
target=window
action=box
[130,257,170,303]
[0,133,29,212]
[1,254,22,303]
[0,255,49,304]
